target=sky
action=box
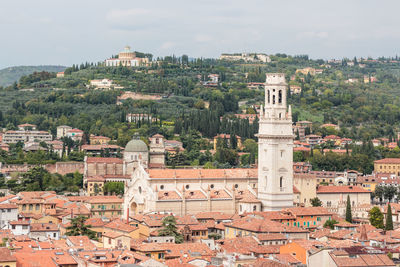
[1,0,400,68]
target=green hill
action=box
[0,65,67,87]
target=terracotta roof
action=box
[0,203,17,209]
[86,157,123,164]
[148,168,257,179]
[286,207,332,216]
[195,212,234,221]
[30,223,59,232]
[226,216,308,233]
[235,190,261,203]
[86,196,123,204]
[0,247,16,262]
[66,235,97,250]
[257,233,287,241]
[105,219,138,233]
[374,158,400,164]
[158,190,181,200]
[317,185,370,193]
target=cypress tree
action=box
[386,203,394,231]
[345,195,352,223]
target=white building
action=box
[105,46,150,67]
[257,73,294,211]
[29,223,60,241]
[0,203,18,229]
[88,79,123,90]
[3,130,52,144]
[8,220,30,235]
[57,125,72,139]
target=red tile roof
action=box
[374,158,400,164]
[86,157,123,164]
[317,185,370,194]
[148,168,257,179]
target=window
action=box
[35,204,40,210]
[160,185,164,190]
[53,233,57,238]
[280,177,283,188]
[278,90,282,103]
[210,184,214,189]
[12,225,16,230]
[22,225,28,229]
[108,238,111,245]
[235,184,238,189]
[186,185,190,189]
[267,90,270,104]
[29,204,33,211]
[253,205,257,211]
[22,204,26,211]
[273,95,276,104]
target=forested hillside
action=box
[0,65,66,87]
[1,55,400,173]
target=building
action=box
[0,203,18,229]
[56,71,64,78]
[3,130,52,144]
[257,73,293,211]
[88,79,123,90]
[29,223,59,241]
[56,125,72,139]
[374,158,400,175]
[89,135,111,145]
[149,134,165,168]
[65,128,83,142]
[316,186,371,208]
[293,173,317,207]
[126,113,154,123]
[105,46,150,67]
[290,85,302,94]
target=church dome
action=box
[125,135,148,152]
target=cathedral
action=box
[120,73,294,218]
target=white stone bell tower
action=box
[257,73,294,211]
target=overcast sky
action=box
[1,0,400,68]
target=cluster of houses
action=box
[0,190,399,266]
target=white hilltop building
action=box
[121,73,294,218]
[105,46,150,67]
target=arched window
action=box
[273,95,276,104]
[22,204,26,211]
[35,204,40,210]
[279,113,282,119]
[253,205,257,211]
[267,90,270,104]
[280,176,283,188]
[278,90,282,103]
[29,204,33,211]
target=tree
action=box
[386,203,394,231]
[310,197,322,207]
[104,182,124,195]
[369,206,384,229]
[375,185,384,203]
[345,195,352,223]
[324,219,339,230]
[65,216,98,240]
[384,186,397,203]
[158,216,183,243]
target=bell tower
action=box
[257,73,294,211]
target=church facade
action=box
[122,73,294,218]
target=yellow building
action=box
[16,199,56,214]
[104,218,149,239]
[102,231,131,249]
[374,158,400,175]
[87,177,105,196]
[90,135,111,145]
[87,196,123,218]
[296,67,316,76]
